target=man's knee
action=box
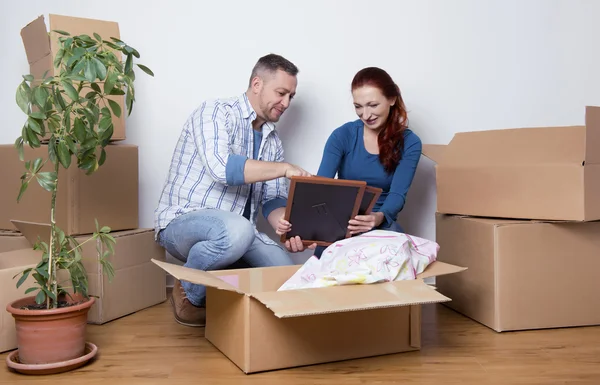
[212,214,255,259]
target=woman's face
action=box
[352,85,395,132]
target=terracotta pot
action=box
[6,293,95,365]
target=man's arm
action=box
[243,159,309,184]
[190,102,310,186]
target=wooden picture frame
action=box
[280,176,367,247]
[358,186,383,215]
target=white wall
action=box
[1,0,599,264]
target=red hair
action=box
[351,67,409,172]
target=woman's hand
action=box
[348,212,385,235]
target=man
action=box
[154,54,313,327]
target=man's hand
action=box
[284,163,312,179]
[268,208,317,252]
[284,235,317,253]
[348,212,385,235]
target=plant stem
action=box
[46,156,60,309]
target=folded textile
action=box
[278,230,439,291]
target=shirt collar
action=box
[239,92,276,134]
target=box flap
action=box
[251,279,450,318]
[416,261,467,280]
[151,259,245,295]
[20,15,51,65]
[441,126,585,166]
[10,220,50,246]
[585,106,600,164]
[421,144,447,164]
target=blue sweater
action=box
[317,119,422,227]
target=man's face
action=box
[254,69,297,123]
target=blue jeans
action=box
[157,209,294,306]
[313,219,405,258]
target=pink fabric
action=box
[278,230,439,291]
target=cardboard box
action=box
[435,213,600,332]
[0,230,31,252]
[20,14,126,141]
[13,221,168,324]
[0,222,167,352]
[0,143,138,235]
[0,234,39,353]
[422,105,600,221]
[152,259,466,373]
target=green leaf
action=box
[14,137,24,161]
[107,99,122,118]
[74,118,86,143]
[41,286,57,301]
[61,80,79,102]
[136,64,154,77]
[84,59,96,82]
[26,126,41,148]
[23,74,34,82]
[71,59,87,76]
[91,83,102,93]
[66,47,86,68]
[36,172,57,192]
[100,226,111,233]
[53,48,65,68]
[53,29,70,36]
[16,269,32,288]
[29,111,46,120]
[93,32,102,42]
[57,141,71,169]
[99,115,112,132]
[101,107,111,118]
[104,72,117,95]
[36,266,49,279]
[48,136,57,163]
[125,53,133,74]
[99,148,106,166]
[32,157,43,173]
[33,87,49,109]
[17,180,28,203]
[35,290,46,305]
[100,123,113,144]
[126,87,134,116]
[24,287,39,294]
[27,117,42,135]
[65,136,77,154]
[108,88,125,96]
[16,82,30,114]
[92,58,107,80]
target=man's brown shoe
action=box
[170,279,206,327]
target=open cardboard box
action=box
[152,258,466,374]
[20,14,126,141]
[422,105,600,221]
[0,220,167,353]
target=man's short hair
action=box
[248,54,299,86]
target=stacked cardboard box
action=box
[0,14,166,353]
[422,105,600,332]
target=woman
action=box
[278,67,422,254]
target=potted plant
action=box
[5,28,153,374]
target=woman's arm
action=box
[316,126,347,178]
